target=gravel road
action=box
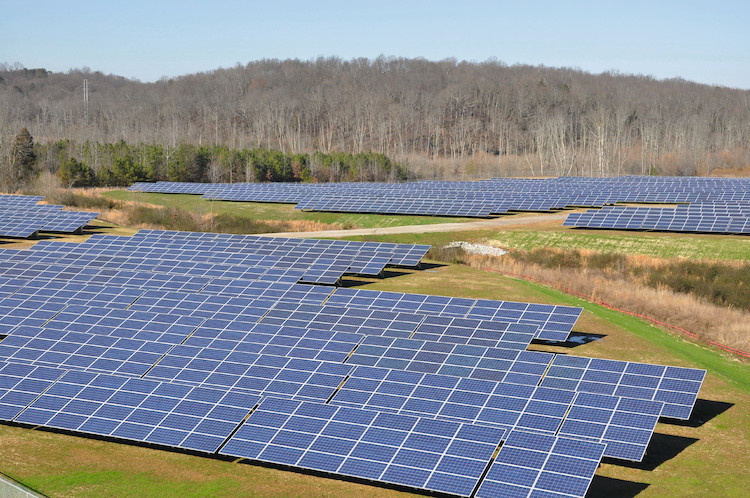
[258,212,570,238]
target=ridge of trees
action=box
[1,57,749,182]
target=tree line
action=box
[1,57,749,182]
[2,128,407,190]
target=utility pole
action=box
[83,79,89,124]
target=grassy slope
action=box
[486,228,750,261]
[102,190,475,229]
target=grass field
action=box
[484,229,750,261]
[102,190,475,229]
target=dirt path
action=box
[259,212,570,238]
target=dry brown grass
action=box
[461,252,750,353]
[38,187,348,234]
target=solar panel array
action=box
[475,429,606,498]
[220,396,507,497]
[0,194,99,239]
[325,287,581,342]
[564,202,750,234]
[14,367,263,453]
[128,176,750,230]
[0,229,708,497]
[0,229,430,286]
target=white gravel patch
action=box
[444,241,508,256]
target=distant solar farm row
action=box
[0,194,99,239]
[128,176,750,234]
[0,229,706,497]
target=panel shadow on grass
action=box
[586,475,649,498]
[532,331,606,348]
[415,262,447,271]
[603,433,699,471]
[661,398,733,428]
[338,270,413,288]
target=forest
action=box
[1,57,749,189]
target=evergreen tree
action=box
[58,156,96,188]
[10,127,36,185]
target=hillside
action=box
[1,58,749,179]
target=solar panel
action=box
[0,198,98,238]
[557,392,663,461]
[0,361,66,420]
[14,369,261,453]
[183,322,363,363]
[0,277,30,300]
[0,297,68,332]
[326,287,580,341]
[347,336,549,383]
[0,327,175,377]
[220,396,506,497]
[127,176,750,225]
[328,365,656,461]
[127,290,276,322]
[9,305,206,345]
[145,347,355,402]
[10,280,146,309]
[540,355,706,419]
[475,429,605,498]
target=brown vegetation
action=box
[2,59,749,180]
[38,186,348,234]
[429,245,750,353]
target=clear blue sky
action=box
[3,1,749,89]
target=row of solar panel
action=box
[0,280,544,350]
[0,255,580,341]
[12,242,387,281]
[129,178,750,199]
[295,197,500,217]
[565,211,750,234]
[0,195,99,238]
[347,335,704,420]
[592,203,750,215]
[128,229,430,267]
[0,319,667,464]
[0,280,703,423]
[0,360,610,497]
[0,282,541,353]
[54,233,426,271]
[128,177,749,221]
[0,230,432,285]
[0,194,45,205]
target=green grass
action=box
[484,229,750,260]
[20,469,244,497]
[515,278,750,393]
[102,190,475,229]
